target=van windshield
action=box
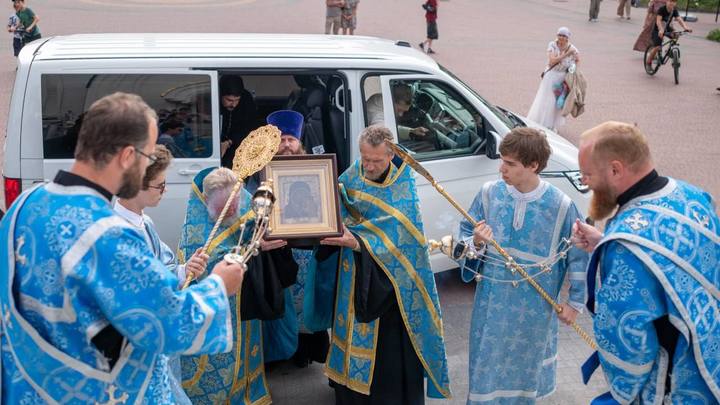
[438,65,518,129]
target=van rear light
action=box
[4,176,21,209]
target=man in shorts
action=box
[6,2,22,57]
[341,0,358,35]
[419,0,438,54]
[325,0,344,35]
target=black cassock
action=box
[318,242,425,405]
[241,246,299,320]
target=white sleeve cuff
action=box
[568,301,585,314]
[463,236,486,257]
[176,264,187,289]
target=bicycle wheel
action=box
[671,47,681,85]
[644,45,661,75]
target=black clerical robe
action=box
[329,243,425,405]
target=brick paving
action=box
[266,270,608,404]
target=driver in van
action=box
[365,82,430,143]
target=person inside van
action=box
[365,82,430,145]
[157,118,187,158]
[219,75,258,167]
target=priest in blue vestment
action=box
[0,93,245,404]
[574,121,720,404]
[258,110,330,368]
[457,127,588,404]
[179,167,298,405]
[312,125,451,404]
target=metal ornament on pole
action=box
[181,125,281,290]
[223,180,276,267]
[385,141,597,350]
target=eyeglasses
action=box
[147,182,166,194]
[134,148,158,164]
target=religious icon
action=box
[262,154,342,244]
[279,177,322,225]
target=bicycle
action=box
[644,30,689,85]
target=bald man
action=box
[572,121,719,404]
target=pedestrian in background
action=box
[617,0,631,19]
[527,27,580,131]
[589,0,602,22]
[633,0,667,51]
[12,0,39,46]
[418,0,438,54]
[340,0,358,35]
[7,0,22,57]
[325,0,344,35]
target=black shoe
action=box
[291,351,310,368]
[418,42,425,51]
[427,48,436,54]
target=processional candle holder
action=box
[224,180,276,267]
[428,235,478,261]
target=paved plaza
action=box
[265,271,607,404]
[0,0,719,404]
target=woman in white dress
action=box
[527,27,580,131]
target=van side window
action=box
[362,75,384,127]
[41,74,213,159]
[362,75,487,161]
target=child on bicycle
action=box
[646,0,692,67]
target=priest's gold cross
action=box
[385,141,598,350]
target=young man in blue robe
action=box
[313,125,451,404]
[179,167,298,405]
[573,121,720,404]
[457,127,588,404]
[114,144,207,404]
[0,92,245,403]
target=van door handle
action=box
[178,168,202,176]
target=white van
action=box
[2,33,589,272]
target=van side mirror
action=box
[486,131,500,159]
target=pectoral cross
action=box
[692,210,710,228]
[15,235,27,266]
[95,385,128,405]
[625,212,649,231]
